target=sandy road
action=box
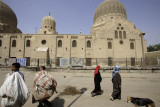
[0,70,160,107]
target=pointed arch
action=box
[12,40,16,47]
[58,40,62,47]
[119,31,122,39]
[87,40,91,48]
[130,42,134,49]
[115,30,118,39]
[26,40,30,47]
[123,31,126,39]
[108,42,112,49]
[72,40,77,47]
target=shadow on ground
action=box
[51,97,65,107]
[50,87,87,107]
[67,88,87,107]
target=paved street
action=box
[0,70,160,107]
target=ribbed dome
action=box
[42,16,55,27]
[94,0,127,23]
[0,0,17,27]
[38,15,56,34]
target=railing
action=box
[0,57,159,68]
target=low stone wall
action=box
[145,51,160,58]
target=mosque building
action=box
[0,0,147,67]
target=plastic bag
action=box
[0,72,30,107]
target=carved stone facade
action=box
[0,0,147,67]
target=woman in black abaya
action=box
[111,66,121,101]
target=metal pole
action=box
[23,36,26,58]
[126,57,127,67]
[140,33,145,67]
[37,59,39,71]
[9,36,11,58]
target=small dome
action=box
[42,16,55,27]
[0,0,17,27]
[38,15,56,34]
[94,0,127,23]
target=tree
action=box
[147,43,160,52]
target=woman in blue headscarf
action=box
[110,66,121,101]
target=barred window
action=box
[56,57,61,67]
[12,40,16,47]
[115,30,118,39]
[130,42,134,49]
[86,58,91,66]
[131,58,135,66]
[72,40,77,47]
[119,31,122,39]
[123,31,126,39]
[26,40,30,47]
[87,40,91,48]
[108,42,112,49]
[58,40,62,47]
[108,57,112,66]
[0,40,2,47]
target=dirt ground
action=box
[0,70,160,107]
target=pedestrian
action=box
[110,66,121,101]
[0,63,29,107]
[91,65,102,97]
[11,62,25,80]
[32,66,57,107]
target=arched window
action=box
[123,31,126,39]
[44,31,46,34]
[0,40,2,47]
[130,42,134,49]
[26,40,30,47]
[119,31,122,39]
[108,42,112,49]
[58,40,62,47]
[115,30,118,39]
[12,40,16,47]
[87,40,91,48]
[72,40,77,47]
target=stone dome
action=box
[0,0,17,27]
[94,0,127,23]
[42,16,56,28]
[38,15,56,34]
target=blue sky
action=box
[3,0,160,46]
